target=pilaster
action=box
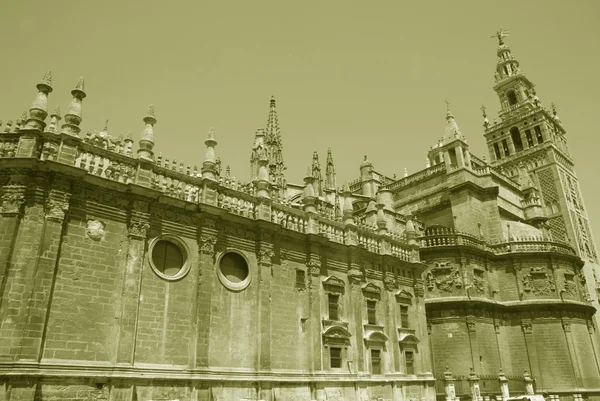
[257,232,274,371]
[520,317,541,389]
[307,240,323,372]
[115,199,150,365]
[195,215,218,368]
[19,181,71,361]
[348,246,364,373]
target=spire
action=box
[264,96,286,192]
[311,150,322,196]
[443,100,464,143]
[492,27,523,83]
[325,148,336,190]
[48,105,61,134]
[61,77,86,136]
[201,128,218,180]
[25,70,53,131]
[137,105,157,161]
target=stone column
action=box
[348,247,364,373]
[523,369,535,395]
[498,369,510,401]
[115,200,150,365]
[257,234,274,371]
[0,182,27,304]
[194,216,218,368]
[444,366,457,401]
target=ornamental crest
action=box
[522,266,555,296]
[85,219,105,241]
[426,262,462,293]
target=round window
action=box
[217,251,251,291]
[148,236,190,280]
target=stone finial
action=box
[325,147,336,190]
[25,70,54,131]
[137,104,157,161]
[404,167,408,178]
[201,127,218,180]
[48,105,62,134]
[425,158,431,168]
[303,166,316,203]
[61,77,87,136]
[342,183,355,225]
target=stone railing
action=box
[384,163,446,191]
[0,130,422,263]
[420,227,577,256]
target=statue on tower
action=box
[492,27,510,46]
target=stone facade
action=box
[0,31,599,401]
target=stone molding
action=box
[0,185,26,216]
[44,189,70,222]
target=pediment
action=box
[395,289,413,304]
[323,325,352,340]
[364,330,389,344]
[361,282,381,298]
[398,333,420,344]
[322,275,345,293]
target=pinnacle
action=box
[207,127,216,141]
[52,105,61,117]
[146,104,156,119]
[270,95,276,108]
[40,70,52,87]
[75,77,85,92]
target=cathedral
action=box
[0,30,599,401]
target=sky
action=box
[1,0,599,243]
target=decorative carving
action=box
[307,255,321,276]
[1,185,26,216]
[347,267,363,285]
[466,316,476,332]
[323,275,345,293]
[128,220,150,239]
[472,275,485,294]
[384,273,399,290]
[522,267,555,296]
[199,235,217,255]
[413,281,425,297]
[45,190,70,222]
[258,246,275,266]
[85,219,106,241]
[521,320,532,334]
[563,273,577,297]
[562,320,571,332]
[429,262,463,292]
[587,319,595,334]
[494,321,501,334]
[425,271,435,291]
[396,289,414,304]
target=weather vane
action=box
[491,27,510,46]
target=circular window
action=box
[216,251,251,291]
[148,235,191,280]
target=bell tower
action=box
[483,28,600,311]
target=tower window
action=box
[493,143,502,160]
[534,126,544,143]
[330,347,342,368]
[502,139,510,156]
[510,127,523,152]
[400,305,410,328]
[367,300,377,325]
[525,129,534,147]
[371,349,381,374]
[507,90,518,106]
[405,350,415,375]
[328,294,339,321]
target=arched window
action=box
[510,127,524,152]
[507,90,518,106]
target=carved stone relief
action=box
[426,262,462,293]
[85,219,106,241]
[521,266,555,296]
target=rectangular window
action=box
[328,294,339,321]
[493,143,501,160]
[525,129,534,147]
[367,300,377,325]
[534,125,544,143]
[400,305,410,328]
[371,349,381,374]
[502,139,510,156]
[405,350,415,375]
[295,269,305,289]
[330,347,342,368]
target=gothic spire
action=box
[137,105,156,161]
[201,128,218,180]
[25,70,53,131]
[61,77,86,136]
[263,96,286,193]
[325,148,336,191]
[250,128,267,182]
[443,100,465,143]
[311,150,322,196]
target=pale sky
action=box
[1,0,599,244]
